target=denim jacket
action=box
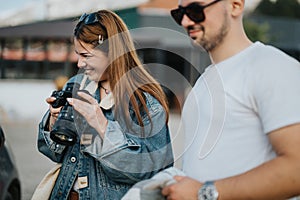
[37,75,174,200]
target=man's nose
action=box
[181,14,195,28]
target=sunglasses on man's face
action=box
[170,0,222,25]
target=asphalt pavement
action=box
[1,113,183,200]
[2,120,55,200]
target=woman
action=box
[37,10,173,200]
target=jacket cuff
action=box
[82,120,139,159]
[39,110,66,154]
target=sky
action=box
[0,0,263,13]
[0,0,39,12]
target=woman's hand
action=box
[67,91,108,138]
[46,97,62,131]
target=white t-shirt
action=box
[182,42,300,181]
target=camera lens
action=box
[50,82,80,145]
[50,127,77,145]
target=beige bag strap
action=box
[31,163,62,200]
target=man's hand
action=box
[161,176,202,200]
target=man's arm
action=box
[162,123,300,200]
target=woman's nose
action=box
[77,57,86,68]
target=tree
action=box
[254,0,300,19]
[244,20,271,43]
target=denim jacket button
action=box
[70,156,76,163]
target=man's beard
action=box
[194,12,230,52]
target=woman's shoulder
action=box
[66,74,85,84]
[62,74,85,90]
[142,92,163,113]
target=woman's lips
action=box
[84,69,94,75]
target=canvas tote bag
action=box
[31,163,61,200]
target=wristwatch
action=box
[198,181,219,200]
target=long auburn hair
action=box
[74,10,169,129]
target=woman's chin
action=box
[84,73,97,81]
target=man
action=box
[162,0,300,199]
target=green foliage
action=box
[254,0,300,19]
[244,20,271,43]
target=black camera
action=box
[50,89,72,108]
[50,82,84,146]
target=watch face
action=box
[198,182,218,200]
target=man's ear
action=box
[230,0,245,17]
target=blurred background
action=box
[0,0,299,199]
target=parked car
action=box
[0,126,21,200]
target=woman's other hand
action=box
[67,91,108,138]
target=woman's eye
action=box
[83,54,92,58]
[75,51,93,58]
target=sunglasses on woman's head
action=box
[77,12,107,34]
[78,13,99,25]
[170,0,222,25]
